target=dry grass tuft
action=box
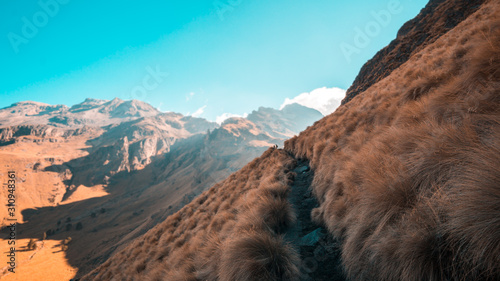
[283,3,500,280]
[219,230,299,281]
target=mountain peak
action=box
[0,98,165,127]
[82,98,108,104]
[281,103,323,116]
[11,101,51,107]
[246,103,323,139]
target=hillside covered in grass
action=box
[83,0,500,280]
[0,98,323,279]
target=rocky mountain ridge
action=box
[0,98,160,128]
[343,0,486,104]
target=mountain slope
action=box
[0,98,324,278]
[83,1,500,280]
[287,2,500,280]
[84,148,298,281]
[342,0,486,104]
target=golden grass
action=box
[284,2,500,280]
[0,136,92,226]
[83,148,299,280]
[0,239,77,281]
[59,185,109,205]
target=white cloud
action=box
[156,102,164,112]
[280,87,346,116]
[191,105,207,118]
[215,112,248,125]
[186,92,195,101]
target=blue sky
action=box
[0,0,427,121]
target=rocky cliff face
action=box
[75,113,217,182]
[0,99,219,186]
[0,125,66,141]
[343,0,486,104]
[0,125,103,143]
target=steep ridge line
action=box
[342,0,486,104]
[285,2,500,280]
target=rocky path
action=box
[286,159,346,281]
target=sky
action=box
[0,0,428,122]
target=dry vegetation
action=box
[0,135,93,225]
[83,148,300,280]
[82,1,500,280]
[0,239,78,281]
[285,2,500,280]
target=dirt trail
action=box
[286,158,346,281]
